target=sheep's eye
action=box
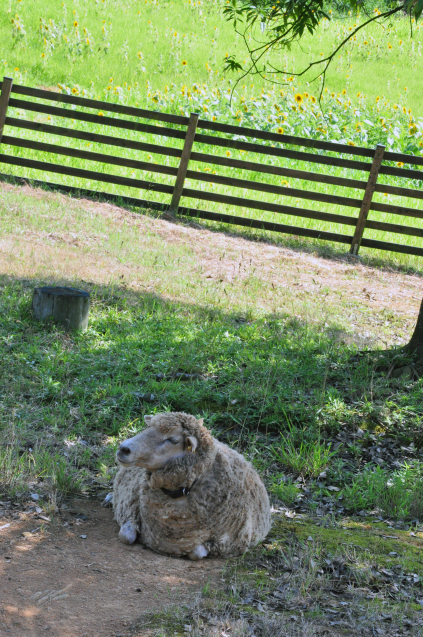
[165,437,179,445]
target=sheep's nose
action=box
[119,445,131,456]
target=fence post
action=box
[350,143,385,255]
[0,77,13,143]
[169,112,199,214]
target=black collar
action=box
[161,481,196,499]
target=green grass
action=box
[268,421,340,477]
[1,169,423,633]
[0,182,422,515]
[1,0,422,110]
[1,0,423,270]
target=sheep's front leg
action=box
[101,492,113,507]
[119,520,138,545]
[187,545,208,561]
[113,467,142,545]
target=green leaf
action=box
[416,0,423,19]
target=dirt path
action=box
[0,499,224,637]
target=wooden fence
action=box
[0,76,422,257]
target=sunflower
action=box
[277,127,284,134]
[181,60,187,66]
[347,141,355,146]
[396,162,404,168]
[310,95,316,104]
[294,93,303,104]
[73,21,78,27]
[71,87,78,95]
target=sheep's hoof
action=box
[101,492,113,508]
[187,545,208,561]
[119,521,137,545]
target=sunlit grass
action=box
[1,0,422,269]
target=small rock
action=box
[80,535,87,539]
[389,551,398,556]
[132,391,155,402]
[22,532,32,538]
[30,494,40,501]
[307,536,313,542]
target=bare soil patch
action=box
[0,499,223,637]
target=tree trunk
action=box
[404,297,423,359]
[32,286,90,332]
[389,296,423,379]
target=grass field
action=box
[1,182,423,633]
[1,0,423,270]
[1,4,423,633]
[1,0,422,109]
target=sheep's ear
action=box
[144,415,153,425]
[185,436,198,453]
[197,418,204,427]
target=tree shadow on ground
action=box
[0,272,421,451]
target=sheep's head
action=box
[116,412,213,472]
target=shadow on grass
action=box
[0,271,420,448]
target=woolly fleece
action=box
[113,412,271,558]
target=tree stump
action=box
[32,287,90,332]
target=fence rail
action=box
[1,76,422,257]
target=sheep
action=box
[106,412,271,560]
